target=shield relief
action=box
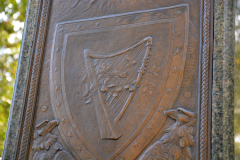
[50,5,189,159]
[10,0,214,159]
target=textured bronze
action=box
[32,120,74,160]
[140,108,196,160]
[16,0,212,159]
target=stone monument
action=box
[2,0,235,160]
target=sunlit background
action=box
[0,0,240,159]
[236,1,240,159]
[0,0,27,158]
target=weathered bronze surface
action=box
[15,0,212,159]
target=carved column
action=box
[212,0,235,159]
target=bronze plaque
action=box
[16,0,212,160]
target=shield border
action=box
[50,4,189,159]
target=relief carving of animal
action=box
[139,108,196,160]
[32,120,75,160]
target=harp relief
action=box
[84,36,153,139]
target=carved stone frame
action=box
[2,0,214,159]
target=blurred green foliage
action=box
[0,0,28,156]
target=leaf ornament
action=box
[148,64,161,77]
[141,80,156,95]
[125,55,137,68]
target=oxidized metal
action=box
[15,0,210,159]
[50,5,188,159]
